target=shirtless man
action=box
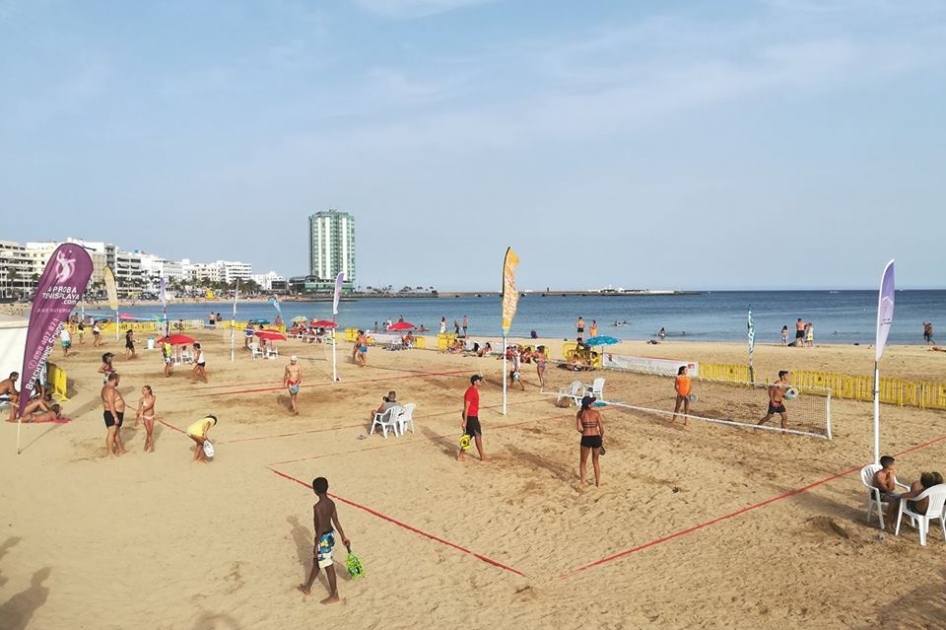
[757,370,790,432]
[298,477,350,604]
[794,318,805,346]
[101,373,127,457]
[0,372,19,422]
[284,356,303,414]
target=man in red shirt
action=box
[458,374,485,462]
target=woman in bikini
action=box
[576,395,604,487]
[136,385,157,452]
[98,353,116,383]
[192,343,208,383]
[534,345,547,389]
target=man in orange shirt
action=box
[671,365,691,425]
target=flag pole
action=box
[873,359,880,463]
[332,272,344,382]
[873,259,896,464]
[502,335,508,416]
[230,281,238,362]
[16,415,22,455]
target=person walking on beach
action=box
[298,477,350,604]
[98,352,116,383]
[101,373,127,457]
[576,316,585,337]
[671,365,691,425]
[162,340,173,377]
[462,315,468,338]
[757,370,790,432]
[458,374,485,462]
[125,329,136,360]
[60,325,71,357]
[439,317,446,334]
[192,343,208,383]
[135,385,156,453]
[576,395,604,487]
[285,356,302,415]
[92,320,102,346]
[453,320,460,336]
[77,319,85,344]
[923,322,934,344]
[354,331,368,367]
[244,323,255,350]
[794,318,805,346]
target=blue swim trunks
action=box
[317,531,335,569]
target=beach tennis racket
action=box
[345,543,365,579]
[784,387,799,400]
[599,441,606,456]
[459,434,472,451]
[202,440,215,459]
[687,394,699,403]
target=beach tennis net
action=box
[559,371,833,439]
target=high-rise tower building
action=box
[308,210,355,282]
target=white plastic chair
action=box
[370,405,401,439]
[860,464,909,529]
[250,343,263,360]
[557,381,584,406]
[396,402,416,435]
[894,484,946,545]
[267,345,279,359]
[589,377,605,400]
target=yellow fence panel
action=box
[699,363,946,410]
[47,363,69,402]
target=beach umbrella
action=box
[254,330,287,342]
[388,321,415,331]
[291,315,308,324]
[248,318,269,325]
[311,319,338,329]
[156,334,196,346]
[584,335,620,347]
[118,313,139,320]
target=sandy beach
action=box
[2,331,945,629]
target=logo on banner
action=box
[54,251,77,283]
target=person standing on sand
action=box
[535,346,547,389]
[440,317,446,334]
[355,331,368,367]
[0,372,20,422]
[781,326,789,345]
[285,356,303,414]
[589,319,597,339]
[60,326,71,357]
[923,322,934,344]
[576,316,585,337]
[794,318,805,346]
[135,385,156,452]
[576,395,604,487]
[92,321,102,346]
[125,329,136,360]
[671,365,691,425]
[298,477,350,604]
[758,370,790,432]
[458,374,485,462]
[805,322,814,348]
[101,373,127,457]
[192,343,208,383]
[462,315,468,338]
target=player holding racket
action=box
[757,370,791,432]
[671,365,691,425]
[457,374,485,462]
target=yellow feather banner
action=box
[501,248,520,335]
[104,267,119,311]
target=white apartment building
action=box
[250,271,285,291]
[0,240,32,298]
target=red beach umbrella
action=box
[388,321,415,331]
[310,319,338,329]
[156,334,196,346]
[255,330,287,342]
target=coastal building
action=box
[0,240,32,299]
[250,271,285,292]
[309,210,355,283]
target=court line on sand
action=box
[560,433,946,579]
[269,467,527,577]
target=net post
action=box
[825,389,833,440]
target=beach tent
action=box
[0,315,28,392]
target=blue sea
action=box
[83,291,945,346]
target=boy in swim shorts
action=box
[757,370,790,432]
[298,477,350,604]
[284,356,303,415]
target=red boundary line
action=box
[561,433,946,578]
[158,419,186,434]
[191,368,472,398]
[268,467,526,577]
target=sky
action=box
[1,0,944,291]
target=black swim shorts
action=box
[103,410,124,428]
[795,330,804,339]
[767,402,786,415]
[464,416,482,438]
[580,435,602,449]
